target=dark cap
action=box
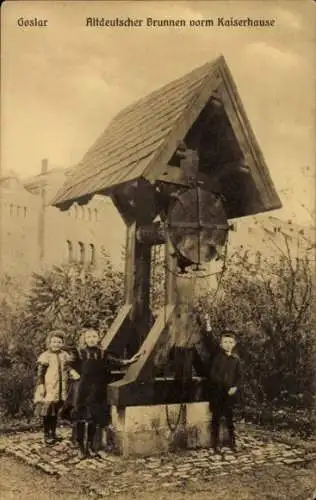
[220,329,238,340]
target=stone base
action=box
[110,403,211,457]
[186,402,211,449]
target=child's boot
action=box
[211,421,220,454]
[43,417,54,445]
[228,428,237,452]
[50,416,63,443]
[87,422,100,458]
[77,421,89,459]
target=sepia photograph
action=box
[0,1,315,499]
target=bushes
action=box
[0,363,35,419]
[197,248,315,436]
[0,258,124,419]
[0,240,315,437]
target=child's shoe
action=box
[88,442,101,459]
[211,446,221,455]
[78,443,89,460]
[228,435,237,453]
[78,449,88,460]
[51,434,63,443]
[89,449,101,459]
[44,435,54,445]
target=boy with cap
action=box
[202,313,242,453]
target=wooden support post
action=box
[165,236,177,307]
[124,222,136,305]
[131,236,152,348]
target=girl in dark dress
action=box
[70,328,141,459]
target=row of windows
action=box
[3,203,99,222]
[68,205,99,222]
[66,240,96,265]
[7,204,29,217]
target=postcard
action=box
[1,1,315,499]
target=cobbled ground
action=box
[0,425,315,498]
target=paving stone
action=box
[23,456,40,466]
[161,481,182,488]
[158,471,173,477]
[36,463,59,475]
[176,464,194,470]
[120,471,135,477]
[145,463,160,470]
[173,470,188,477]
[2,425,312,496]
[142,472,155,478]
[92,487,111,497]
[197,463,212,469]
[282,457,305,465]
[223,453,237,459]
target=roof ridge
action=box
[51,54,281,217]
[114,56,222,121]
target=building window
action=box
[78,241,85,264]
[24,207,27,218]
[94,208,98,222]
[16,205,20,216]
[9,204,14,216]
[88,208,92,221]
[66,240,73,263]
[74,205,78,219]
[78,205,84,220]
[89,243,96,265]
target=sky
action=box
[1,0,315,224]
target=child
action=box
[34,330,78,445]
[70,328,142,459]
[202,314,242,453]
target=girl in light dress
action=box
[34,330,79,445]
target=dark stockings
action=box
[43,416,50,437]
[43,416,58,439]
[76,420,97,456]
[210,395,236,451]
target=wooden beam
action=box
[107,376,209,406]
[136,222,166,245]
[143,68,222,183]
[124,222,136,305]
[119,304,175,383]
[101,304,132,353]
[216,70,281,211]
[157,166,221,193]
[111,192,135,224]
[130,237,152,349]
[214,160,250,180]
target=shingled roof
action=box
[52,55,281,213]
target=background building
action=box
[0,160,125,280]
[228,213,315,266]
[0,159,314,286]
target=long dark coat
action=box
[66,346,119,427]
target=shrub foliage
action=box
[0,237,315,437]
[196,243,315,436]
[0,258,124,418]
